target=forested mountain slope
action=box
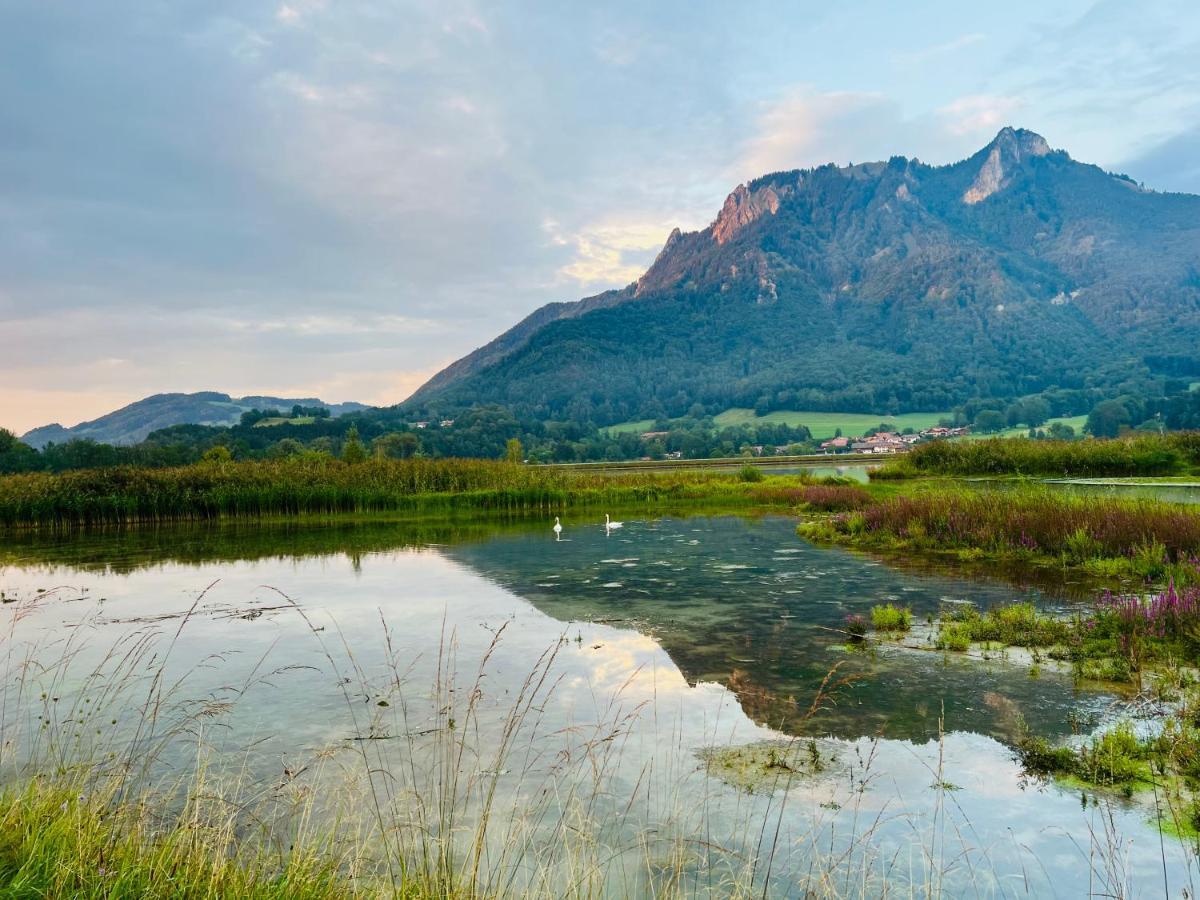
[409,128,1200,424]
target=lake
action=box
[2,513,1194,896]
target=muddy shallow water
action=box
[2,513,1195,895]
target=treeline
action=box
[0,407,815,475]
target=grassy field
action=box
[712,408,951,439]
[253,416,317,427]
[600,418,654,435]
[960,415,1089,440]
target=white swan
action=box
[605,513,623,531]
[553,516,562,540]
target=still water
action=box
[1,514,1194,896]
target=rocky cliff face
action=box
[712,182,787,243]
[962,127,1051,204]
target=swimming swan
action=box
[605,514,623,531]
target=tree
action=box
[1086,400,1131,438]
[505,437,524,463]
[341,425,367,463]
[974,409,1006,433]
[269,438,304,459]
[201,446,233,464]
[0,428,40,474]
[372,432,419,459]
[1046,422,1076,440]
[1023,397,1051,428]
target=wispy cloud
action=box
[734,88,912,177]
[938,94,1024,137]
[550,219,675,289]
[895,32,986,65]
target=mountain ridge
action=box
[407,127,1200,424]
[22,392,368,449]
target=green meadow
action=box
[711,408,951,439]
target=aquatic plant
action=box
[935,622,972,652]
[870,603,912,632]
[844,614,868,641]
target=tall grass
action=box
[0,458,803,528]
[876,433,1200,478]
[812,486,1200,562]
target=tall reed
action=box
[819,486,1200,560]
[878,433,1200,478]
[0,458,793,528]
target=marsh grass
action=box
[801,486,1200,584]
[876,433,1200,478]
[0,459,831,528]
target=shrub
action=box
[738,465,765,483]
[871,603,912,632]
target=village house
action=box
[820,436,851,453]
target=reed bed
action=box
[811,486,1200,562]
[876,432,1200,478]
[0,458,788,528]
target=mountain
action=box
[21,392,368,449]
[409,128,1200,424]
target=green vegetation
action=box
[877,433,1200,478]
[601,419,654,435]
[959,415,1089,441]
[0,458,848,528]
[711,408,950,440]
[936,602,1070,648]
[254,415,317,426]
[411,131,1200,432]
[0,780,350,899]
[870,603,912,632]
[800,485,1200,579]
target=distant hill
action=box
[409,127,1200,424]
[21,392,368,448]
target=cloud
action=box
[894,32,986,65]
[3,0,1199,432]
[552,220,676,289]
[937,94,1025,137]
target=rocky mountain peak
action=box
[712,182,785,244]
[963,126,1052,204]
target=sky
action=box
[2,0,1200,434]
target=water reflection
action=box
[1,514,1195,893]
